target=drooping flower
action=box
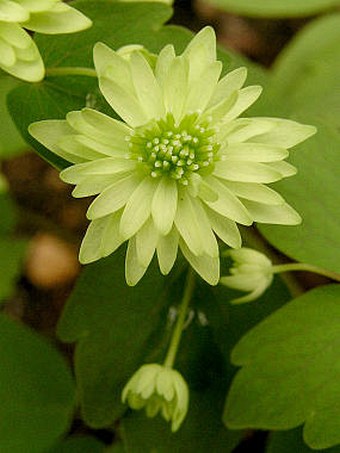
[220,247,273,303]
[122,363,189,432]
[0,0,92,81]
[29,27,316,285]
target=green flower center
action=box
[128,113,220,185]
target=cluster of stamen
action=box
[127,113,220,185]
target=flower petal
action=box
[175,191,218,257]
[182,26,216,84]
[224,143,289,162]
[163,56,189,124]
[23,2,92,34]
[57,135,109,161]
[155,44,175,89]
[214,161,283,183]
[221,85,262,122]
[136,217,158,268]
[156,228,179,275]
[87,174,140,220]
[242,200,302,225]
[203,176,252,225]
[0,37,16,66]
[98,77,148,128]
[217,118,274,143]
[0,0,29,22]
[66,109,131,148]
[152,178,178,235]
[29,120,78,161]
[224,181,284,205]
[267,161,297,178]
[130,51,165,120]
[251,118,317,148]
[60,158,136,183]
[179,240,219,285]
[208,67,247,108]
[184,61,222,113]
[204,206,241,248]
[125,236,149,286]
[71,174,126,198]
[79,211,125,264]
[120,176,157,239]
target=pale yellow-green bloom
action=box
[122,363,189,432]
[29,27,316,285]
[0,0,92,81]
[220,247,273,303]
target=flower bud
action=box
[220,248,273,303]
[122,363,189,432]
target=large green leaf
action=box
[57,248,176,428]
[48,436,105,453]
[204,0,340,18]
[257,15,340,272]
[0,74,27,158]
[0,314,75,453]
[266,428,340,453]
[266,14,340,126]
[224,284,340,450]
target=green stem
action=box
[272,263,340,282]
[163,268,196,369]
[45,67,97,78]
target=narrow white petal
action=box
[220,273,264,291]
[60,158,136,183]
[242,200,302,225]
[87,174,140,220]
[29,120,78,161]
[251,118,317,148]
[79,212,125,264]
[98,77,148,128]
[152,178,178,235]
[182,26,216,84]
[120,177,157,239]
[175,191,218,257]
[67,109,131,148]
[204,206,241,248]
[24,2,92,34]
[203,176,252,225]
[179,240,220,285]
[72,174,125,198]
[0,0,28,22]
[184,61,222,113]
[156,228,179,275]
[230,283,269,304]
[203,91,238,124]
[224,181,284,205]
[155,44,175,88]
[208,67,247,108]
[224,143,288,162]
[0,38,15,66]
[221,85,262,122]
[267,161,297,177]
[217,118,274,144]
[130,51,165,120]
[57,135,108,161]
[136,218,158,268]
[163,56,188,124]
[125,237,149,286]
[214,161,283,183]
[94,43,135,95]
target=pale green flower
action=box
[220,247,273,303]
[122,363,189,432]
[0,0,92,81]
[29,27,316,285]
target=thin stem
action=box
[45,67,97,78]
[272,263,340,282]
[163,268,196,369]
